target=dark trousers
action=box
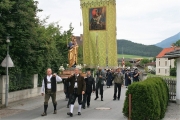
[43,89,57,112]
[67,94,72,106]
[128,79,131,86]
[96,83,103,97]
[82,93,91,107]
[70,93,82,105]
[64,83,69,98]
[113,83,122,99]
[44,89,57,105]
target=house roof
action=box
[156,47,178,58]
[164,49,180,60]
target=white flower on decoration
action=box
[59,66,65,71]
[83,64,86,67]
[67,64,69,67]
[97,65,99,68]
[76,64,82,69]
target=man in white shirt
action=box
[41,68,62,116]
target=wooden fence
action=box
[163,78,176,102]
[147,76,176,102]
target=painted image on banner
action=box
[89,7,106,30]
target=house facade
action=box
[156,47,176,76]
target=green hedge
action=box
[123,77,169,120]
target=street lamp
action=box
[5,37,10,107]
[1,36,14,107]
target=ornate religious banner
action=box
[80,0,117,68]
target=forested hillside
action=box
[117,39,162,57]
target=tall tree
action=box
[0,0,39,75]
[174,39,180,47]
[0,0,75,90]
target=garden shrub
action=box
[123,77,169,120]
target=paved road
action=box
[0,86,127,120]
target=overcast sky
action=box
[36,0,180,45]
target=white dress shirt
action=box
[41,75,62,93]
[74,74,79,88]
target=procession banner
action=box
[80,0,117,68]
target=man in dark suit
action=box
[133,68,140,82]
[66,68,86,117]
[94,67,106,101]
[82,71,95,109]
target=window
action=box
[159,61,160,66]
[159,69,160,73]
[165,69,167,74]
[165,61,167,66]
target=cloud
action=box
[117,0,180,45]
[36,0,180,45]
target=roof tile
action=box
[156,47,179,58]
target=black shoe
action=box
[94,97,99,100]
[101,96,103,101]
[67,105,69,108]
[41,112,47,116]
[113,98,116,100]
[78,112,81,115]
[118,98,120,100]
[82,106,86,109]
[87,105,90,108]
[53,110,57,114]
[67,112,73,117]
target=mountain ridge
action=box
[155,32,180,48]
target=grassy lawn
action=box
[118,54,153,59]
[147,73,176,79]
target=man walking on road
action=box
[41,68,62,116]
[66,68,86,117]
[94,67,106,101]
[133,68,140,82]
[113,68,124,100]
[82,71,95,109]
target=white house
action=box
[156,47,176,76]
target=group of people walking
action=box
[105,67,140,88]
[40,67,139,117]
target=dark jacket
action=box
[125,72,131,86]
[44,76,56,93]
[133,71,139,81]
[95,70,106,85]
[66,74,86,95]
[106,72,113,86]
[85,76,95,93]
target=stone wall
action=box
[0,75,63,105]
